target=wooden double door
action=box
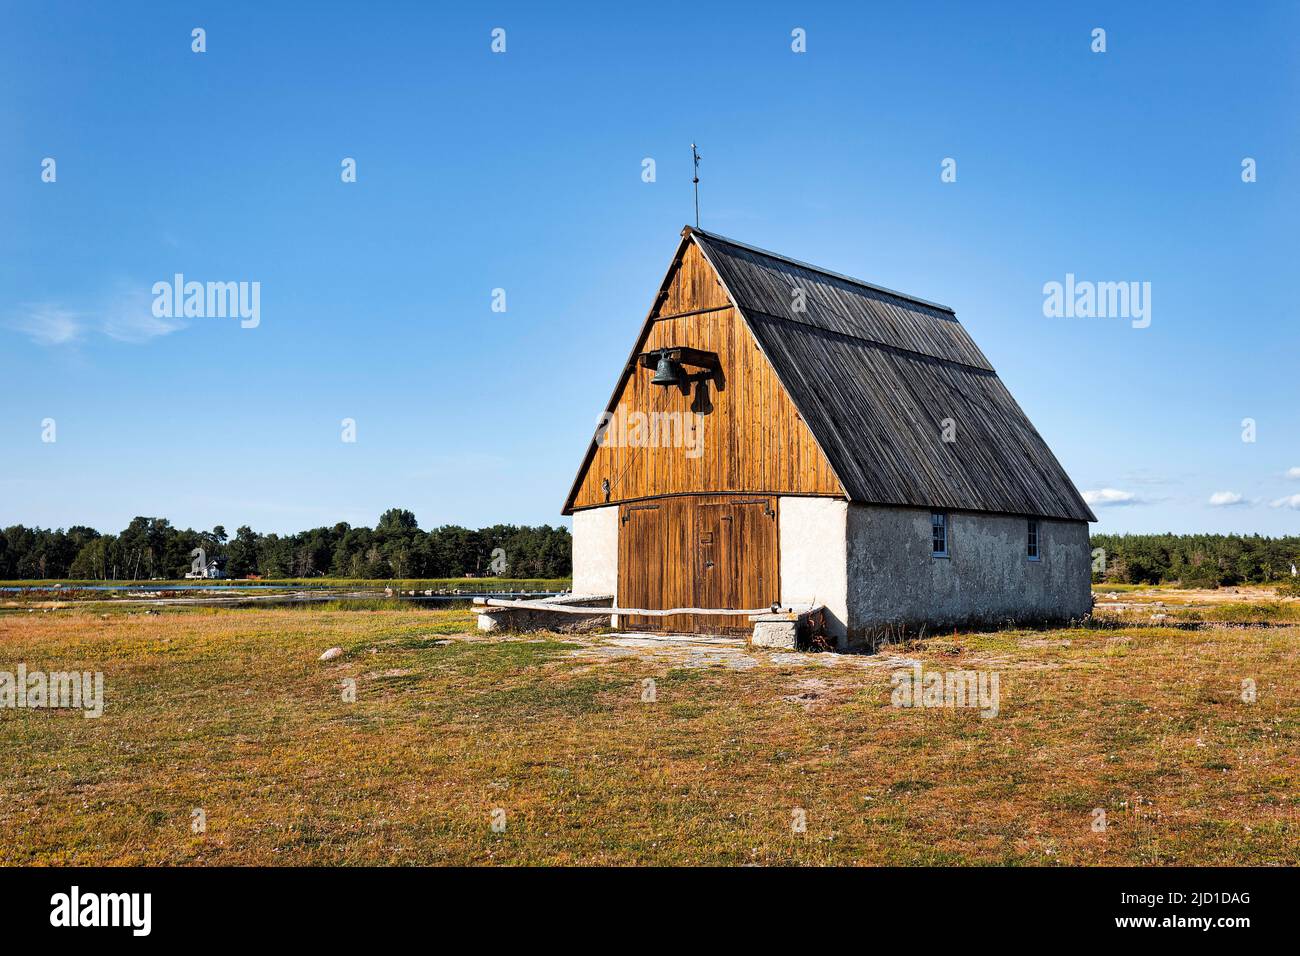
[617,495,779,634]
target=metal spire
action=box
[691,143,701,228]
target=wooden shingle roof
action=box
[689,228,1096,522]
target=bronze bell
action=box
[651,353,682,386]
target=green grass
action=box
[1202,601,1300,624]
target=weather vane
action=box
[691,143,701,228]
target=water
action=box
[1,584,565,610]
[0,584,563,595]
[0,584,289,592]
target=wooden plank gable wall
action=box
[569,241,844,510]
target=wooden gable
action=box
[564,237,844,513]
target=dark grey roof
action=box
[690,228,1095,522]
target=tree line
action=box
[0,509,572,580]
[5,520,1295,587]
[1091,532,1300,587]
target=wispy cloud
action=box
[1208,491,1246,507]
[1083,488,1143,507]
[102,287,186,343]
[7,304,85,345]
[7,285,186,346]
[1287,467,1300,480]
[1270,494,1300,510]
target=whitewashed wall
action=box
[571,506,618,596]
[778,497,849,647]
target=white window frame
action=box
[1027,519,1040,561]
[931,512,949,558]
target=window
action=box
[1027,519,1040,560]
[931,512,948,557]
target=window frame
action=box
[1027,519,1040,561]
[931,511,949,558]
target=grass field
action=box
[1092,584,1300,625]
[1,602,1296,866]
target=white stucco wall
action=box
[778,497,849,647]
[571,506,618,596]
[845,504,1093,647]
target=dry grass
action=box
[1,605,1296,866]
[1092,584,1300,625]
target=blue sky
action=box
[2,1,1297,536]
